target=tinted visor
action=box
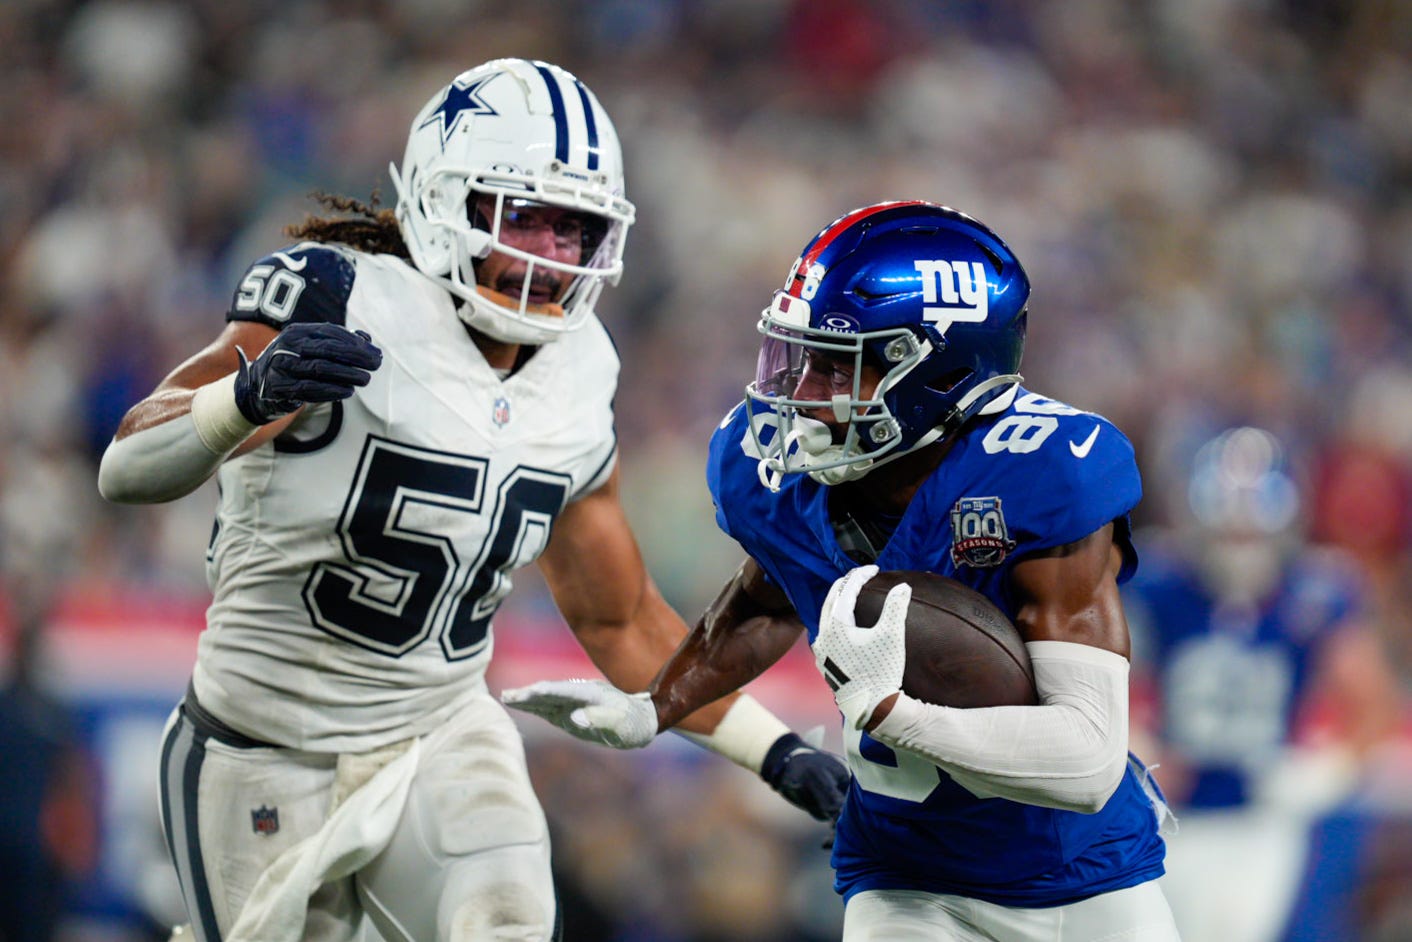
[474,196,618,270]
[755,330,806,398]
[754,326,865,403]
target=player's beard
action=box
[498,271,566,305]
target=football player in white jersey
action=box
[98,58,847,942]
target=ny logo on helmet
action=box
[914,259,988,335]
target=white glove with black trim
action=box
[501,679,658,749]
[813,565,910,730]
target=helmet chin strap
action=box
[455,292,567,345]
[756,417,834,492]
[962,373,1023,415]
[791,417,834,456]
[803,375,1023,486]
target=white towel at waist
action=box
[226,736,422,942]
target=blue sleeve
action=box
[227,243,356,329]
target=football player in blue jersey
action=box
[505,201,1183,940]
[1123,426,1394,942]
[97,58,846,942]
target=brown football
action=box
[854,570,1038,708]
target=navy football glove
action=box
[234,323,382,424]
[760,732,850,824]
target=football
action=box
[853,570,1038,708]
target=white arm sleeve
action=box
[868,640,1130,813]
[98,373,257,504]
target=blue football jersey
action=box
[1123,538,1363,809]
[707,388,1167,906]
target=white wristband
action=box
[674,694,792,773]
[190,372,259,454]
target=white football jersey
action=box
[193,246,618,752]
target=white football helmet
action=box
[390,58,635,344]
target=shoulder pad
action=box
[228,242,356,328]
[966,391,1142,551]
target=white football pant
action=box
[159,688,557,941]
[842,880,1181,941]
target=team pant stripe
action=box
[571,80,599,171]
[533,63,570,164]
[158,711,181,869]
[161,713,222,941]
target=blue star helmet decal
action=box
[419,73,499,148]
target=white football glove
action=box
[500,679,659,749]
[814,565,910,730]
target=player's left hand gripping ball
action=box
[814,565,910,730]
[501,679,659,749]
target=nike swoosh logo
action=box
[272,251,308,271]
[1070,426,1100,458]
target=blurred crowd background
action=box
[3,0,1412,940]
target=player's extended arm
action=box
[649,555,807,727]
[819,525,1132,814]
[98,321,381,504]
[512,509,847,820]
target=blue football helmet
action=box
[1185,426,1302,601]
[1187,426,1301,536]
[747,201,1030,489]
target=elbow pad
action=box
[870,641,1130,813]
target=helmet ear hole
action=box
[927,367,973,395]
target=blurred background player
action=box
[1123,425,1402,942]
[506,201,1182,941]
[96,57,844,942]
[0,601,99,942]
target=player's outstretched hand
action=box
[234,323,383,424]
[760,731,850,823]
[814,565,910,730]
[501,679,659,749]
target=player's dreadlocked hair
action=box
[286,192,410,259]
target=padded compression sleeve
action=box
[868,640,1130,813]
[98,374,257,504]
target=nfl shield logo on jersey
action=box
[251,805,279,836]
[950,496,1017,568]
[492,396,511,428]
